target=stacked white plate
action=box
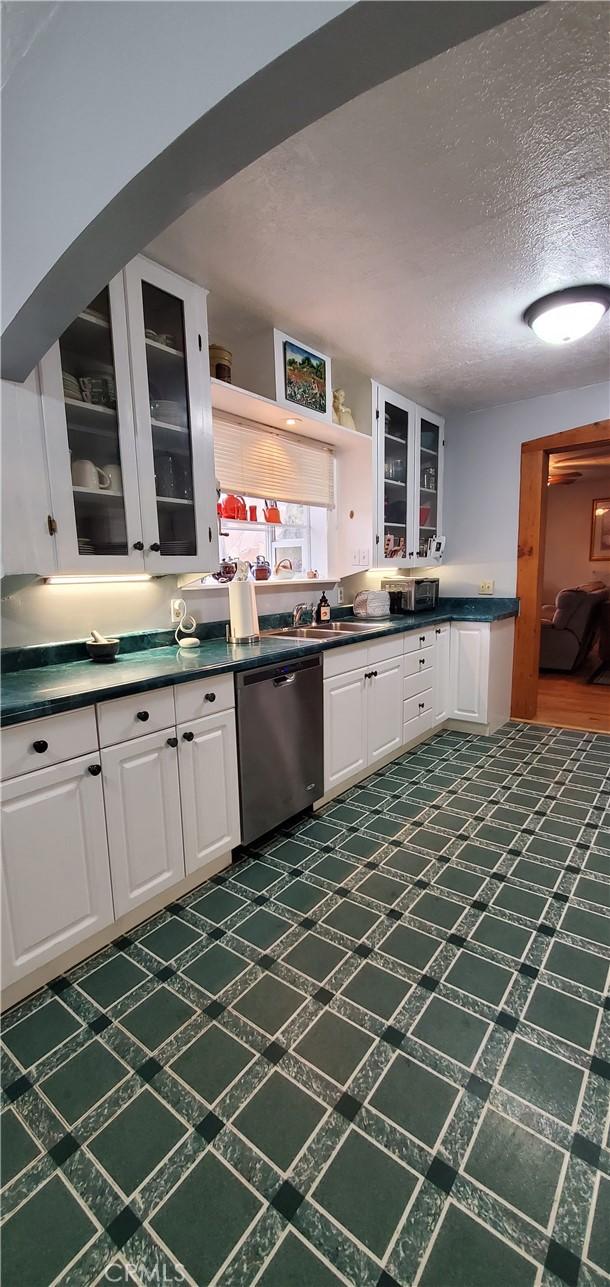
[63,372,81,400]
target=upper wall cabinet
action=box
[372,382,444,568]
[39,256,219,574]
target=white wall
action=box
[441,381,610,597]
[542,476,610,602]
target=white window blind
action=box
[213,412,335,508]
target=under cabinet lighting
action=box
[45,574,153,585]
[523,285,610,344]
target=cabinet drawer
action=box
[404,627,438,654]
[174,672,234,724]
[404,647,434,679]
[97,687,176,747]
[323,642,366,678]
[404,706,434,742]
[404,688,432,724]
[366,635,403,666]
[1,707,98,779]
[403,669,434,700]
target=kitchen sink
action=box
[264,620,386,640]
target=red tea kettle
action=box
[221,494,247,521]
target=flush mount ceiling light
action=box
[523,285,610,345]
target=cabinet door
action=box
[449,623,489,722]
[1,372,57,577]
[39,276,144,571]
[178,711,240,875]
[101,730,184,918]
[414,406,444,562]
[1,756,114,986]
[373,383,416,567]
[124,255,219,574]
[433,623,451,723]
[367,656,403,764]
[324,668,367,791]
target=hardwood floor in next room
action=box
[533,673,610,734]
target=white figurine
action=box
[332,388,356,430]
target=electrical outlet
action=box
[352,549,360,567]
[479,580,494,595]
[337,586,344,604]
[360,548,370,567]
[170,598,184,622]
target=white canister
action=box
[228,581,259,642]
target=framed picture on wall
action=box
[273,330,332,422]
[590,498,610,560]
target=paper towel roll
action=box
[228,580,259,641]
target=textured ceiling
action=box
[148,2,610,414]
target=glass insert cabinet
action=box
[373,382,444,567]
[39,256,218,573]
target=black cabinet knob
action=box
[419,635,426,643]
[133,541,144,551]
[149,542,161,552]
[418,702,425,710]
[136,710,149,722]
[88,763,102,776]
[419,657,426,665]
[435,627,441,634]
[32,740,48,754]
[204,692,216,703]
[182,730,194,742]
[166,736,178,748]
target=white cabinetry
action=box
[367,656,403,763]
[101,730,184,918]
[324,667,368,790]
[1,755,114,986]
[178,711,241,875]
[323,637,403,791]
[449,622,490,722]
[433,623,451,723]
[372,382,444,568]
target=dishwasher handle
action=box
[273,673,296,687]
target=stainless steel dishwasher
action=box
[235,653,323,845]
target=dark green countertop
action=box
[1,600,517,727]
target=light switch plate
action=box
[479,580,494,595]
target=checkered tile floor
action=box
[2,722,610,1287]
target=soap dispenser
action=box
[315,591,331,624]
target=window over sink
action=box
[218,495,328,578]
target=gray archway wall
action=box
[1,0,539,382]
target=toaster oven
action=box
[381,576,439,614]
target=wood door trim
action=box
[511,417,610,721]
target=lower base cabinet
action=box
[367,656,403,763]
[101,729,185,919]
[1,754,114,987]
[323,668,368,791]
[178,710,241,874]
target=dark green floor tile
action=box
[275,879,325,915]
[491,884,548,921]
[434,866,485,898]
[383,848,431,879]
[295,1011,373,1085]
[465,1106,564,1226]
[526,834,572,864]
[459,780,498,800]
[549,799,589,823]
[574,874,610,910]
[1,1175,96,1287]
[141,916,202,962]
[431,810,467,833]
[182,943,249,995]
[310,853,358,884]
[593,829,610,853]
[419,1202,536,1287]
[511,857,559,890]
[299,820,344,845]
[340,830,386,858]
[342,962,411,1020]
[390,799,426,821]
[171,1025,253,1104]
[503,790,539,811]
[411,891,464,931]
[381,923,439,970]
[405,785,441,804]
[121,986,196,1050]
[524,983,598,1050]
[151,1151,261,1283]
[40,1039,127,1124]
[475,822,518,848]
[324,803,367,826]
[234,975,304,1035]
[471,913,532,959]
[412,996,489,1067]
[561,904,610,948]
[545,940,608,991]
[409,828,451,855]
[89,1088,186,1195]
[259,1233,341,1285]
[355,871,404,905]
[78,953,149,1009]
[538,816,582,842]
[585,849,610,877]
[499,1037,583,1124]
[451,795,485,816]
[235,1071,325,1169]
[445,950,512,1006]
[271,839,317,866]
[192,886,247,922]
[283,933,348,983]
[321,901,379,940]
[231,861,282,893]
[456,841,501,871]
[350,788,390,807]
[236,908,291,950]
[1,1109,41,1186]
[589,1175,610,1273]
[2,999,81,1069]
[314,1129,416,1257]
[370,1054,458,1146]
[492,805,530,828]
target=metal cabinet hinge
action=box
[375,534,380,545]
[47,514,58,535]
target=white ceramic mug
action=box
[102,464,122,493]
[71,459,111,490]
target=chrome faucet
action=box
[292,602,311,626]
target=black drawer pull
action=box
[435,627,441,634]
[32,740,48,754]
[418,702,425,710]
[166,736,178,748]
[371,670,378,678]
[88,763,102,776]
[149,542,161,552]
[204,692,216,703]
[419,657,426,665]
[133,541,144,551]
[419,635,426,643]
[182,730,194,742]
[136,711,149,722]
